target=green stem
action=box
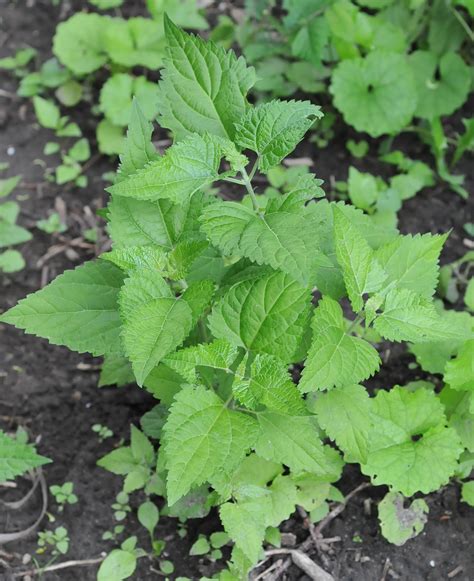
[241,167,262,215]
[451,6,474,42]
[347,313,364,335]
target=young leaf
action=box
[107,134,223,204]
[314,384,372,463]
[361,387,463,496]
[233,353,306,414]
[235,100,322,171]
[333,205,387,312]
[375,233,447,298]
[0,431,50,482]
[162,385,259,505]
[444,340,474,392]
[99,354,135,388]
[378,492,428,546]
[208,271,311,363]
[330,51,417,137]
[156,15,255,140]
[373,288,460,343]
[0,261,124,356]
[97,549,137,581]
[299,296,380,392]
[163,339,239,383]
[255,413,343,478]
[101,246,167,273]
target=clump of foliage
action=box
[1,17,473,580]
[0,429,50,483]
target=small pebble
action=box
[7,146,15,156]
[429,560,436,567]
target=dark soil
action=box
[0,1,473,580]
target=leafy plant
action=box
[50,482,78,511]
[1,19,472,580]
[0,430,50,482]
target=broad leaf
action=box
[0,431,50,482]
[299,296,380,392]
[162,385,258,505]
[107,133,223,203]
[361,387,463,495]
[0,261,124,356]
[208,271,311,362]
[235,99,322,171]
[379,492,428,546]
[156,16,255,140]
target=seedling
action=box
[36,212,67,235]
[102,524,125,542]
[49,482,78,511]
[37,526,69,556]
[92,423,113,442]
[112,491,131,522]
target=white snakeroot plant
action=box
[2,17,472,579]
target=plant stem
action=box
[240,167,262,215]
[451,6,474,42]
[347,313,364,335]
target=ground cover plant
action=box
[1,13,473,580]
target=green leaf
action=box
[347,167,379,211]
[333,205,387,312]
[0,261,124,356]
[104,17,166,70]
[53,13,108,75]
[233,354,306,414]
[378,492,428,546]
[141,404,168,439]
[291,17,329,66]
[162,385,258,505]
[102,246,167,273]
[220,475,297,564]
[314,384,371,463]
[330,51,417,137]
[190,537,210,556]
[97,549,137,581]
[444,340,474,392]
[201,199,326,286]
[163,339,238,383]
[99,354,134,388]
[453,118,474,166]
[180,279,215,325]
[118,99,159,180]
[121,279,193,385]
[410,51,470,120]
[375,233,447,298]
[439,387,474,453]
[0,249,25,273]
[99,74,159,128]
[0,431,50,481]
[97,120,124,156]
[156,15,255,140]
[97,447,136,475]
[373,288,460,343]
[0,216,32,248]
[461,481,474,507]
[361,387,463,496]
[255,412,343,477]
[138,501,159,536]
[235,100,322,171]
[0,175,21,198]
[107,134,223,204]
[208,271,311,363]
[33,96,60,130]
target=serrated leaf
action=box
[235,100,322,171]
[156,15,255,140]
[299,296,380,392]
[180,279,215,325]
[373,288,460,343]
[0,261,124,356]
[162,385,259,505]
[375,233,447,299]
[208,271,311,363]
[233,354,306,414]
[119,269,171,316]
[163,339,239,383]
[255,412,343,477]
[107,133,223,204]
[201,200,325,286]
[99,354,134,387]
[101,246,168,273]
[314,384,371,463]
[0,431,50,482]
[122,296,193,386]
[118,99,158,180]
[361,387,463,496]
[333,205,387,312]
[220,475,297,563]
[378,492,428,546]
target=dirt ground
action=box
[0,1,473,580]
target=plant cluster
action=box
[2,19,473,580]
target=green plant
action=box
[1,19,472,580]
[37,212,67,235]
[92,423,114,441]
[49,482,78,511]
[37,526,70,557]
[0,430,50,482]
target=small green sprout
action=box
[92,423,113,442]
[112,491,131,521]
[37,526,69,556]
[49,482,78,512]
[102,524,125,542]
[36,212,67,234]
